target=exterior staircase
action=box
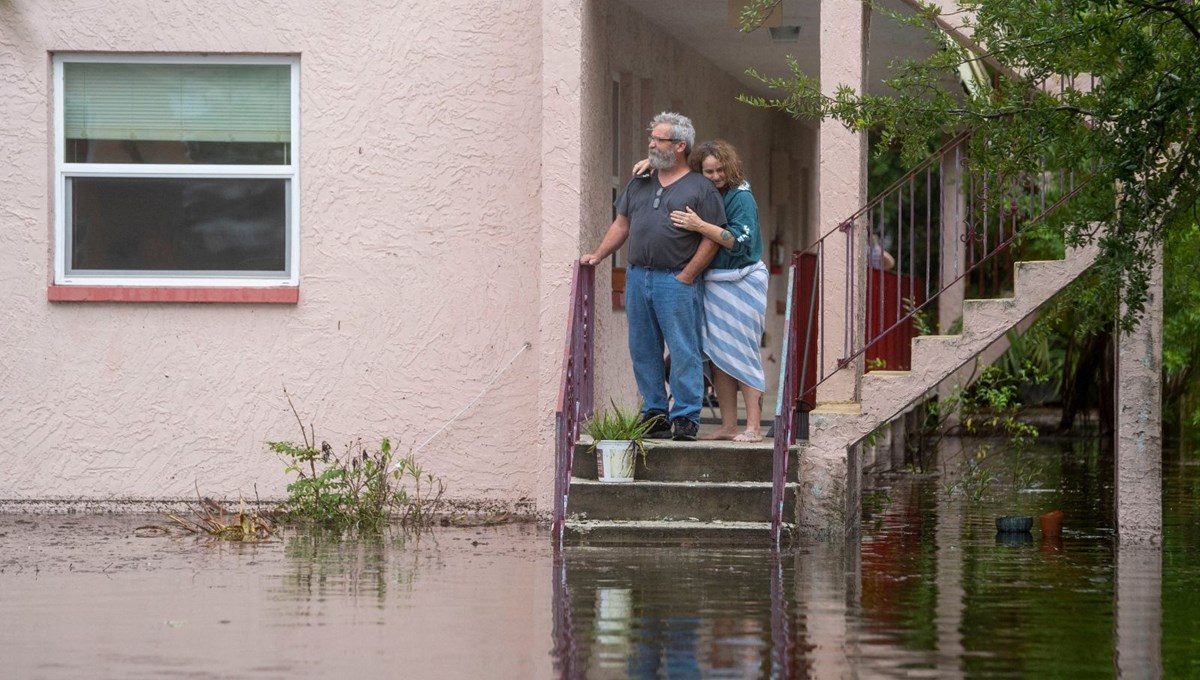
[807,242,1100,450]
[562,438,799,545]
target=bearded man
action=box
[580,112,726,441]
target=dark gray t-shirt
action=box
[616,171,727,269]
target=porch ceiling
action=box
[610,0,951,99]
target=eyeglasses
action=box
[653,187,663,210]
[648,135,677,145]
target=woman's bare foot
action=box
[733,430,763,443]
[699,426,741,441]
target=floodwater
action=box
[2,436,1199,679]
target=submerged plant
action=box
[137,492,278,542]
[164,497,278,542]
[944,448,1000,503]
[915,362,1044,503]
[269,392,445,533]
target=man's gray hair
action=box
[649,112,695,156]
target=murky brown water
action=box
[3,436,1199,678]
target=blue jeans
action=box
[625,265,704,424]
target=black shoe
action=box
[671,417,698,441]
[641,410,672,439]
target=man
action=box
[581,112,726,441]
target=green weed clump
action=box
[269,396,444,533]
[926,362,1042,503]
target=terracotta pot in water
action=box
[1039,510,1064,537]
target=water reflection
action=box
[274,532,411,606]
[1115,545,1163,678]
[3,436,1199,678]
[553,546,790,678]
[550,437,1190,678]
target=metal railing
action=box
[770,256,805,545]
[803,129,1091,404]
[770,127,1094,544]
[552,261,595,547]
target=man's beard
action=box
[648,146,676,170]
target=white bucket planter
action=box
[595,440,637,482]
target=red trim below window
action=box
[48,285,299,304]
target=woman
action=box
[635,140,769,442]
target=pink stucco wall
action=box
[0,0,558,510]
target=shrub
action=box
[269,394,444,532]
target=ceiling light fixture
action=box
[769,25,801,42]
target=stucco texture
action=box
[0,0,560,509]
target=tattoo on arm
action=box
[720,229,733,243]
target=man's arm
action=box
[676,238,719,284]
[580,214,630,265]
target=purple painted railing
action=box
[552,261,595,547]
[770,126,1094,544]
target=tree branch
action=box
[1122,0,1200,41]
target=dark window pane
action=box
[65,138,289,165]
[68,177,287,273]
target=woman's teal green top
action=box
[710,182,762,270]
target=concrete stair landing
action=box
[562,439,799,546]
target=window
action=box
[52,55,299,297]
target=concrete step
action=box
[566,479,796,523]
[562,519,785,546]
[571,440,796,483]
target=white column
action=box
[936,141,969,427]
[538,0,589,511]
[1115,245,1163,543]
[937,138,967,332]
[815,0,870,404]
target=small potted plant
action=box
[583,401,658,483]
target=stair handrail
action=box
[797,128,1093,402]
[553,261,596,548]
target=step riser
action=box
[571,443,795,482]
[567,482,793,522]
[562,524,772,546]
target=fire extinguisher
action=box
[769,235,785,275]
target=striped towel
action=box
[702,261,769,391]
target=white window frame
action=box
[52,53,301,288]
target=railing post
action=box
[553,262,594,548]
[771,260,800,545]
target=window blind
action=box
[63,62,291,144]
